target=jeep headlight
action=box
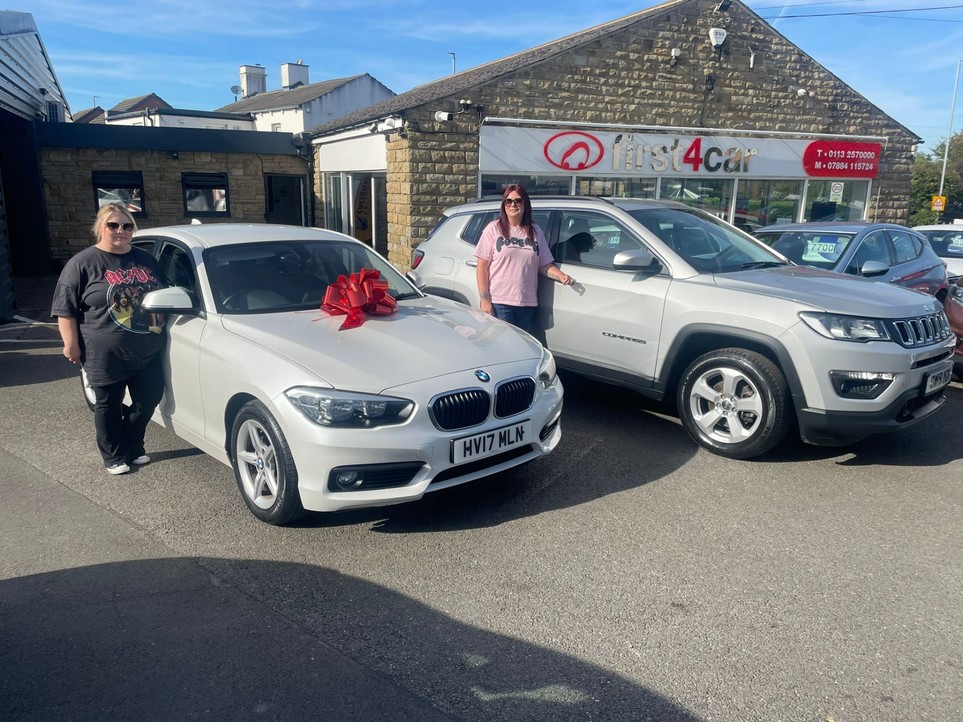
[950,283,963,306]
[799,312,890,342]
[285,387,413,428]
[537,348,558,389]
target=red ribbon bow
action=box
[320,268,397,330]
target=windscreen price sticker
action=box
[803,141,881,178]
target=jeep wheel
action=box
[678,349,791,460]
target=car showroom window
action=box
[182,172,230,217]
[890,230,922,264]
[92,171,145,217]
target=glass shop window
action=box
[92,171,146,217]
[182,172,230,217]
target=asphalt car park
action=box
[2,324,962,721]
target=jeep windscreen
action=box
[627,207,787,273]
[754,231,856,271]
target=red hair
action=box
[498,184,534,240]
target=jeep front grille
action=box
[888,311,952,348]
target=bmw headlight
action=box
[285,387,413,428]
[799,312,890,342]
[537,348,558,389]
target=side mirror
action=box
[406,270,426,290]
[613,249,658,271]
[859,260,890,278]
[142,287,198,315]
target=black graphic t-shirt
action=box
[51,246,167,386]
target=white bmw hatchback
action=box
[118,224,562,524]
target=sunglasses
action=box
[105,221,135,232]
[503,198,524,207]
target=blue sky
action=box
[27,0,963,153]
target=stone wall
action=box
[378,0,916,269]
[40,147,306,265]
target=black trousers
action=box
[91,354,165,467]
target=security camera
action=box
[434,111,453,122]
[708,28,727,48]
[797,88,809,98]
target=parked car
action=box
[944,278,963,380]
[85,224,563,525]
[753,222,948,301]
[410,197,956,460]
[912,224,963,284]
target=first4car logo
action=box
[544,131,758,174]
[543,131,605,171]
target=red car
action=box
[946,278,963,380]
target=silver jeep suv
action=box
[410,197,956,459]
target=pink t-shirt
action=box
[474,221,554,307]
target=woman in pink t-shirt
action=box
[474,185,574,337]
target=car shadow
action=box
[297,376,963,531]
[0,558,705,721]
[294,371,697,532]
[755,382,963,467]
[0,348,76,389]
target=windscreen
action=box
[206,240,417,313]
[626,206,786,273]
[755,231,856,271]
[918,229,963,261]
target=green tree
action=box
[911,131,963,225]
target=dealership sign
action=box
[481,126,881,179]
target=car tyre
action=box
[230,400,305,525]
[678,348,791,460]
[80,367,96,412]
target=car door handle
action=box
[465,259,478,267]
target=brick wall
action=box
[41,147,306,264]
[374,0,916,270]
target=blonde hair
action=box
[91,203,137,240]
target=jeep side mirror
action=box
[613,249,658,271]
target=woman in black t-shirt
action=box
[51,203,167,475]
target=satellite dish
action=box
[230,85,242,99]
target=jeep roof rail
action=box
[472,195,616,204]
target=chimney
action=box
[281,60,309,89]
[239,64,267,98]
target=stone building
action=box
[307,0,919,271]
[34,123,309,268]
[4,117,309,277]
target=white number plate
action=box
[923,365,953,395]
[452,420,532,464]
